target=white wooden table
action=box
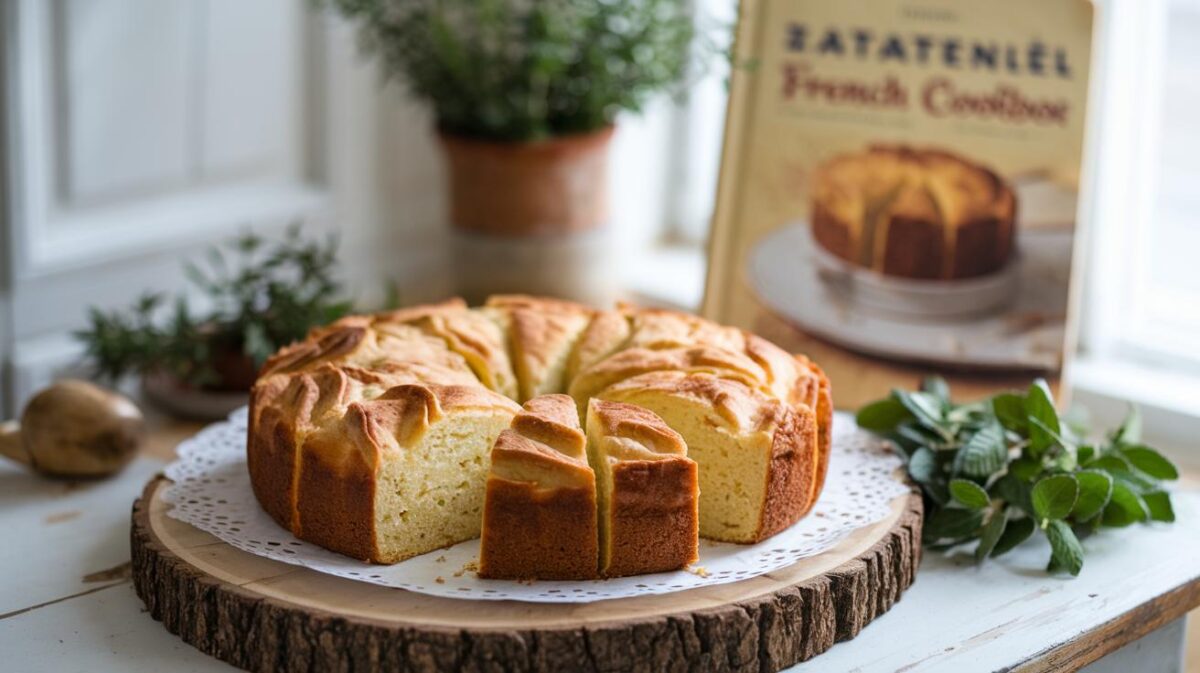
[2,456,1197,673]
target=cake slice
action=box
[597,371,818,543]
[478,394,598,580]
[486,295,593,401]
[586,399,698,577]
[295,383,520,563]
[248,363,473,532]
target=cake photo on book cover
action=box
[705,0,1095,384]
[811,144,1017,281]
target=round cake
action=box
[811,145,1017,280]
[247,295,832,579]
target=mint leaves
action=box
[857,378,1179,576]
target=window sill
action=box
[1069,355,1200,469]
[621,244,707,311]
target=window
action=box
[616,0,735,308]
[1071,0,1200,453]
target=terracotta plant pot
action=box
[439,127,614,237]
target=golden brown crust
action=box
[566,309,631,381]
[623,305,746,353]
[260,326,370,377]
[798,358,833,517]
[480,394,597,580]
[569,345,768,411]
[294,403,379,562]
[588,399,698,576]
[369,297,468,326]
[392,306,518,399]
[488,295,593,401]
[588,399,689,458]
[478,478,599,580]
[602,370,789,435]
[606,458,698,577]
[485,294,592,313]
[757,404,818,540]
[246,394,300,531]
[509,394,586,460]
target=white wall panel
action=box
[199,0,302,180]
[59,0,194,203]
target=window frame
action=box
[1069,0,1200,457]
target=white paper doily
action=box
[163,408,910,603]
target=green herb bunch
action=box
[857,378,1179,576]
[321,0,695,141]
[77,226,352,391]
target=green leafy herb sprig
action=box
[857,378,1179,576]
[76,226,352,391]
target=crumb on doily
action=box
[454,559,479,578]
[435,555,446,563]
[685,565,710,578]
[435,576,445,584]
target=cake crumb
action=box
[435,576,445,584]
[454,559,479,578]
[686,565,710,578]
[435,555,447,563]
[518,578,536,586]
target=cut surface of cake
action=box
[596,371,818,543]
[295,383,519,563]
[479,394,598,580]
[586,399,698,577]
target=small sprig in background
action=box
[77,226,352,391]
[857,378,1179,576]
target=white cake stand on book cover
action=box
[749,222,1073,371]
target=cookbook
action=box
[703,0,1095,407]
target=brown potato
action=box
[0,380,144,478]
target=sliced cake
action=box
[248,363,478,533]
[478,394,598,580]
[247,296,833,573]
[295,383,520,563]
[586,399,699,577]
[596,371,818,543]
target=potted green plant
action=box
[76,227,352,419]
[322,0,696,301]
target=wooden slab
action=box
[131,476,922,672]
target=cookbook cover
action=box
[703,0,1095,408]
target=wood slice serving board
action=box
[131,476,922,672]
